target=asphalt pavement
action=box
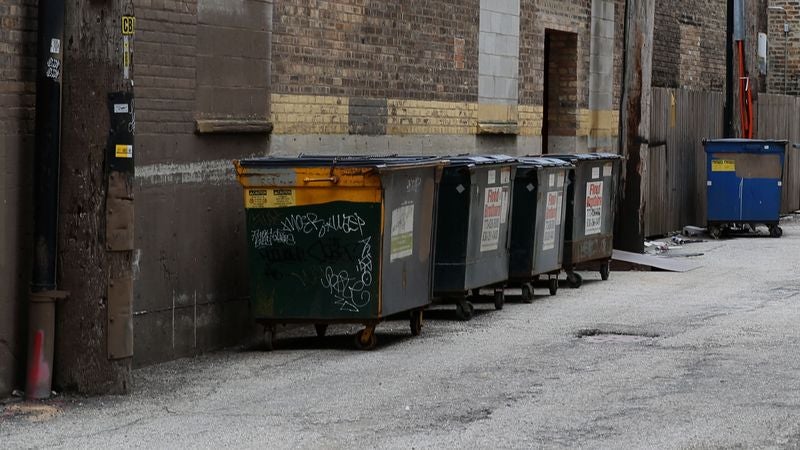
[2,217,800,449]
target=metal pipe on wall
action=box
[27,0,67,400]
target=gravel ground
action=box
[2,217,800,449]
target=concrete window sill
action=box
[477,122,519,135]
[195,119,273,135]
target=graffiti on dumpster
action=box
[248,202,381,314]
[585,181,604,235]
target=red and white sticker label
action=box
[480,187,503,252]
[585,181,604,235]
[543,191,559,250]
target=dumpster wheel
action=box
[354,325,377,350]
[548,278,558,296]
[263,326,276,352]
[769,225,783,238]
[410,309,424,336]
[314,324,328,338]
[566,272,583,289]
[708,225,722,240]
[521,283,534,304]
[494,289,505,310]
[455,300,475,321]
[600,262,610,281]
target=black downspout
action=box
[27,0,66,400]
[724,0,734,137]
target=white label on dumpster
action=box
[603,163,613,178]
[480,187,503,252]
[500,187,510,224]
[548,173,555,188]
[592,166,600,179]
[390,203,414,261]
[556,192,563,226]
[501,168,511,184]
[557,171,564,188]
[488,170,496,185]
[585,181,603,235]
[543,191,559,250]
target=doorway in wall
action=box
[542,29,578,154]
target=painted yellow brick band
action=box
[518,105,543,137]
[271,94,349,135]
[582,109,620,139]
[387,99,478,135]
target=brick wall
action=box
[132,0,271,367]
[0,0,36,397]
[767,0,800,95]
[652,0,727,91]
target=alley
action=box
[3,218,800,448]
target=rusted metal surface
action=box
[646,88,725,236]
[757,94,800,213]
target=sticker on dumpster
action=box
[585,181,603,235]
[556,192,563,226]
[591,166,600,179]
[390,203,414,261]
[557,172,564,188]
[115,144,133,159]
[603,163,613,177]
[501,168,511,184]
[548,173,555,188]
[245,189,296,209]
[480,187,503,252]
[543,191,559,250]
[712,159,736,172]
[500,187,510,224]
[488,170,496,185]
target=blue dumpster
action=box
[704,139,786,238]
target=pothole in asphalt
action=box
[576,329,659,344]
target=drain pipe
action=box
[26,0,68,400]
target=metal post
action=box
[27,0,66,400]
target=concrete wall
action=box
[0,0,36,397]
[131,0,271,367]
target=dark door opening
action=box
[542,29,578,154]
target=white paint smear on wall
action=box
[136,159,239,186]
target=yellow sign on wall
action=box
[245,189,296,209]
[122,16,135,35]
[711,159,735,172]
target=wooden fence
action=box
[646,88,724,236]
[756,94,800,214]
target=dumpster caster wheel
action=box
[521,283,534,304]
[314,324,328,338]
[709,225,721,240]
[354,327,377,350]
[493,289,505,310]
[455,300,475,321]
[263,327,276,352]
[600,262,610,281]
[410,309,423,336]
[548,278,558,296]
[769,226,783,238]
[567,272,583,289]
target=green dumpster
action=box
[234,156,444,350]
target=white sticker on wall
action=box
[50,39,61,54]
[390,203,414,262]
[488,170,496,185]
[480,187,503,252]
[543,191,559,250]
[114,103,130,114]
[592,166,600,179]
[585,181,604,235]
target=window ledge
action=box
[195,119,273,135]
[477,122,519,135]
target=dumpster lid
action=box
[545,152,622,162]
[444,154,516,167]
[237,155,443,169]
[515,156,574,168]
[703,139,788,153]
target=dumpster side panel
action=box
[246,193,383,321]
[433,168,471,292]
[532,167,569,275]
[564,158,618,266]
[380,167,436,316]
[463,166,513,289]
[509,167,537,279]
